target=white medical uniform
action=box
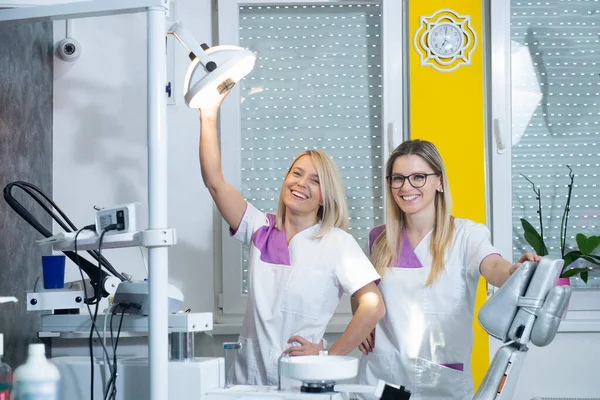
[230,202,380,386]
[357,218,499,400]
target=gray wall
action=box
[0,21,53,367]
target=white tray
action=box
[280,355,358,382]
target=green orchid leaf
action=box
[581,256,600,267]
[586,254,600,263]
[581,271,589,283]
[520,218,540,237]
[576,234,600,256]
[563,250,583,268]
[543,240,550,256]
[523,232,543,256]
[521,218,548,255]
[561,267,589,278]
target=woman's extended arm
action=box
[199,91,247,231]
[480,252,539,287]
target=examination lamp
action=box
[168,22,256,108]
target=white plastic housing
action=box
[279,355,358,382]
[184,46,256,109]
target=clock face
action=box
[427,23,463,57]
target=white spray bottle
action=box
[11,344,60,400]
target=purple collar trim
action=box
[396,228,423,269]
[251,214,291,266]
[368,225,423,269]
[441,363,464,371]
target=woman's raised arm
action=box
[198,91,247,232]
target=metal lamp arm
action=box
[167,21,215,71]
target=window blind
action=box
[238,4,384,292]
[511,0,600,288]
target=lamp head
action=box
[184,45,256,108]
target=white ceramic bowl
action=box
[279,355,358,382]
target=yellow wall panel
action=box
[408,0,489,389]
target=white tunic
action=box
[230,202,380,386]
[357,218,499,400]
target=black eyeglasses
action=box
[386,173,439,189]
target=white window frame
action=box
[216,0,405,320]
[489,0,600,328]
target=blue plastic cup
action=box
[42,255,66,289]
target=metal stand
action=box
[277,352,290,391]
[170,332,195,361]
[222,342,242,388]
[300,381,336,393]
[0,4,172,398]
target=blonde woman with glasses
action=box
[198,90,385,386]
[354,139,538,400]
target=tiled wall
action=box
[0,20,53,367]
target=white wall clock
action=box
[414,9,477,72]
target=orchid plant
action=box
[520,165,600,283]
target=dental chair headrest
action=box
[478,257,571,346]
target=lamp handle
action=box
[167,21,212,68]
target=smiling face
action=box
[390,154,442,218]
[282,155,323,218]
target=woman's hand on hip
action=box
[283,336,324,356]
[358,329,375,355]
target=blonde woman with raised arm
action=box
[198,90,385,386]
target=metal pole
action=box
[0,2,172,398]
[147,7,169,400]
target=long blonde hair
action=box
[371,140,454,286]
[275,150,349,237]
